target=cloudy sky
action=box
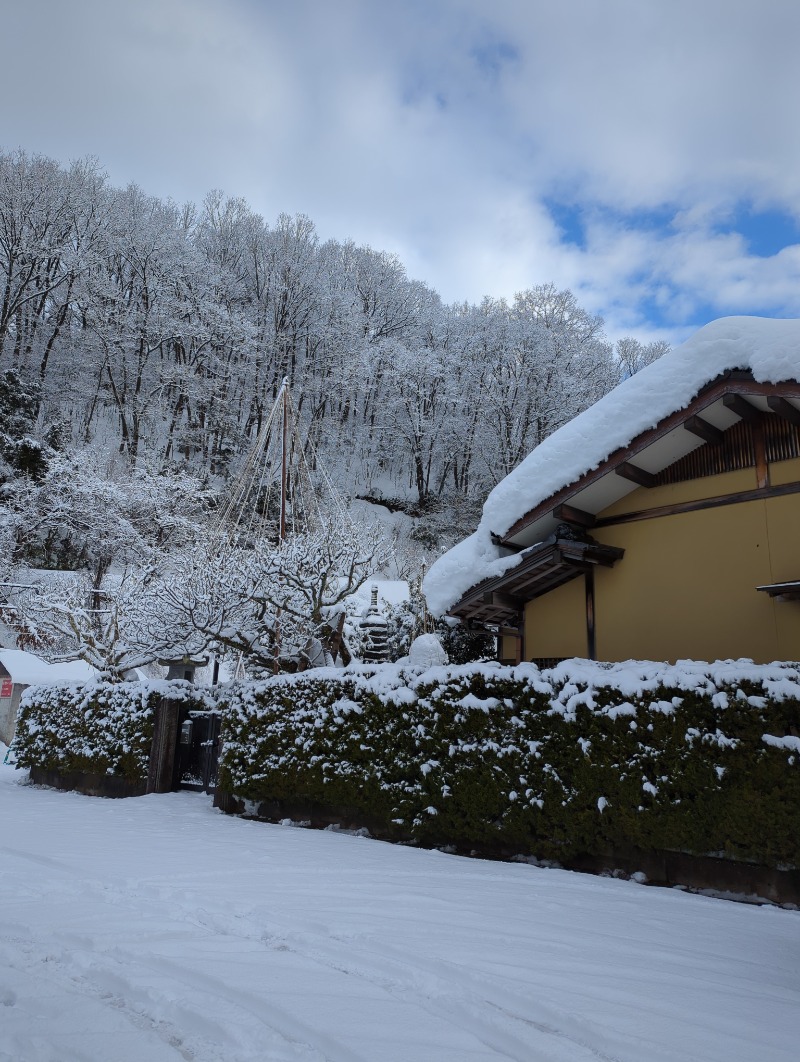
[3,0,800,344]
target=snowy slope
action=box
[424,316,800,615]
[1,749,797,1062]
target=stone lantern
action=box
[158,654,209,683]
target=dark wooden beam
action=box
[685,414,724,445]
[767,396,800,427]
[553,502,595,528]
[482,590,524,612]
[723,393,761,422]
[753,419,769,489]
[584,569,596,661]
[595,477,800,529]
[615,461,657,488]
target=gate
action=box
[177,711,222,793]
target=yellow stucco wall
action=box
[523,575,587,660]
[499,633,519,663]
[771,456,800,486]
[521,457,800,664]
[593,500,778,661]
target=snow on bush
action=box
[218,658,800,867]
[10,680,212,781]
[9,658,799,868]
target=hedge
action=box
[217,659,800,868]
[11,680,211,782]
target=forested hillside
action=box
[0,148,666,664]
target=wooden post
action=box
[753,419,769,489]
[146,697,182,794]
[279,379,289,543]
[585,569,597,661]
[274,378,289,675]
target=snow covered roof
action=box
[0,649,96,686]
[424,316,800,616]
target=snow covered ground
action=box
[1,749,798,1062]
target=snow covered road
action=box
[1,754,797,1062]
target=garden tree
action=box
[12,565,201,681]
[6,448,212,584]
[156,517,388,673]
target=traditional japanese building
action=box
[424,317,800,665]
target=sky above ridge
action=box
[4,0,800,345]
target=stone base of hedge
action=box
[215,790,800,904]
[30,765,147,799]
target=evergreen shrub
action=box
[11,680,209,782]
[217,659,800,868]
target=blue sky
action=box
[3,0,800,346]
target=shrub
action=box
[217,658,800,867]
[11,680,210,782]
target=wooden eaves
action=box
[449,536,624,626]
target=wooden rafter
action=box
[767,396,800,427]
[685,414,724,445]
[615,461,657,488]
[552,503,595,528]
[723,393,761,421]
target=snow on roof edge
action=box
[423,316,800,616]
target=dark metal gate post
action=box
[146,697,182,794]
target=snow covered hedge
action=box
[11,681,209,782]
[218,659,800,868]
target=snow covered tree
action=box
[11,565,202,680]
[0,368,47,481]
[158,516,387,673]
[615,337,670,379]
[7,449,211,581]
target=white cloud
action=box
[4,0,800,339]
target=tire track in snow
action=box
[4,849,549,1061]
[190,907,634,1062]
[0,850,364,1061]
[0,921,358,1062]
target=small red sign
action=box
[1,678,12,698]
